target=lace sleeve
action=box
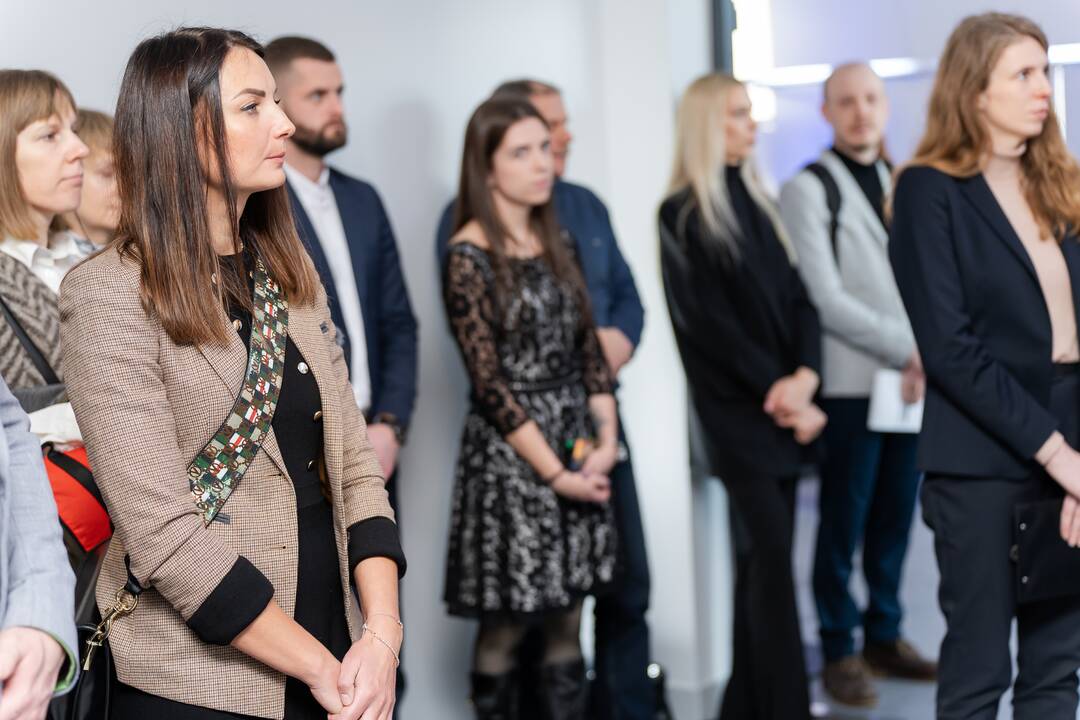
[444,245,530,435]
[579,301,615,396]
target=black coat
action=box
[659,182,822,481]
[889,165,1080,479]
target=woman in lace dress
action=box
[443,97,619,720]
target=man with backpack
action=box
[779,62,935,708]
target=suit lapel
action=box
[287,181,332,277]
[1061,234,1080,330]
[196,308,289,478]
[958,174,1039,284]
[328,171,369,310]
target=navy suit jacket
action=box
[890,165,1080,479]
[287,169,418,431]
[435,178,645,347]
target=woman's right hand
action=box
[1045,442,1080,498]
[550,470,611,504]
[776,404,828,445]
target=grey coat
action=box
[779,149,916,397]
[0,373,77,698]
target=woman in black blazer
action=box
[660,72,825,720]
[890,13,1080,719]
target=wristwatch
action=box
[372,412,407,446]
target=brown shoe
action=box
[863,638,938,681]
[822,656,879,707]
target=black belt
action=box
[508,371,583,393]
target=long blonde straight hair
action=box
[910,12,1080,240]
[667,72,795,261]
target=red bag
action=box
[42,444,111,552]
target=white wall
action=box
[0,1,723,717]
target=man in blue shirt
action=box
[436,79,653,720]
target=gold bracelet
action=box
[367,612,403,629]
[362,623,401,667]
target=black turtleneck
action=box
[832,146,885,225]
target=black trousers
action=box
[924,365,1080,720]
[719,474,810,720]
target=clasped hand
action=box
[307,617,401,720]
[764,368,826,445]
[549,442,617,504]
[1044,444,1080,547]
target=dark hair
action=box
[114,26,318,346]
[452,97,585,310]
[491,78,561,102]
[263,36,336,77]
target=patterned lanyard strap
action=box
[188,257,289,526]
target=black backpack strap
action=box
[0,292,60,385]
[44,443,108,512]
[804,162,842,263]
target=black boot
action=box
[471,671,519,720]
[540,660,588,720]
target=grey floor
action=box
[792,476,1042,720]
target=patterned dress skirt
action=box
[444,379,618,619]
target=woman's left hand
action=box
[581,442,619,478]
[330,622,400,720]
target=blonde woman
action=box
[659,72,824,720]
[890,13,1080,719]
[0,70,89,408]
[60,109,118,251]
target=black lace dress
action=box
[442,242,618,619]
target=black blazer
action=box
[889,165,1080,479]
[659,188,822,480]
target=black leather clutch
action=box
[1013,498,1080,604]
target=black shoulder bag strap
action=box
[0,292,61,385]
[804,162,843,263]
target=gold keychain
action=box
[82,588,140,671]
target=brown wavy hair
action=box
[909,12,1080,240]
[451,97,587,311]
[113,27,318,346]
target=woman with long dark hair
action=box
[659,73,825,720]
[890,13,1080,718]
[442,97,618,719]
[60,27,404,720]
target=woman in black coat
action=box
[659,72,825,720]
[890,14,1080,719]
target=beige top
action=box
[984,152,1079,363]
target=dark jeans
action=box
[923,366,1080,720]
[591,423,654,720]
[721,475,810,720]
[812,397,920,662]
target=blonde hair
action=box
[56,109,114,235]
[667,72,794,260]
[0,70,77,240]
[74,108,113,155]
[910,12,1080,239]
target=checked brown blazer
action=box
[59,248,396,719]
